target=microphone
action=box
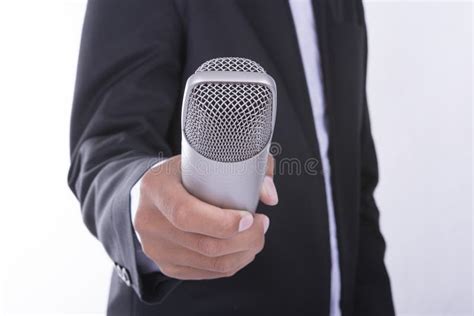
[181,57,277,213]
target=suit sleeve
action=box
[353,8,396,315]
[67,0,184,303]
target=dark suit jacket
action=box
[68,0,395,315]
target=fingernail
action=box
[263,216,270,234]
[263,176,279,205]
[238,213,254,232]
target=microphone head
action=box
[182,57,276,163]
[195,57,267,73]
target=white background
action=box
[0,0,472,315]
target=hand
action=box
[134,154,278,280]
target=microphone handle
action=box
[181,137,269,213]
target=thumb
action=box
[260,154,278,206]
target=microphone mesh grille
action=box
[196,57,266,74]
[184,58,273,162]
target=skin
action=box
[134,154,278,280]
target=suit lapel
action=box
[236,0,321,157]
[312,0,334,148]
[236,2,336,309]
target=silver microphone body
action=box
[181,58,277,213]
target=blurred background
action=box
[0,0,472,315]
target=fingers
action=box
[164,187,253,238]
[142,215,269,278]
[158,265,232,280]
[260,154,278,206]
[139,207,269,257]
[164,244,257,274]
[136,155,272,281]
[172,213,269,257]
[142,157,254,238]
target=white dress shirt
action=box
[288,1,341,315]
[131,0,341,314]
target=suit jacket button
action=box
[121,267,131,287]
[115,264,123,278]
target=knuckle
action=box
[255,235,266,253]
[133,214,146,234]
[223,269,238,278]
[197,237,220,257]
[160,264,180,278]
[159,264,172,277]
[241,254,256,271]
[139,174,151,194]
[140,172,156,198]
[216,215,237,238]
[170,202,189,229]
[141,244,154,259]
[133,210,152,235]
[141,243,164,265]
[211,257,233,274]
[247,254,257,266]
